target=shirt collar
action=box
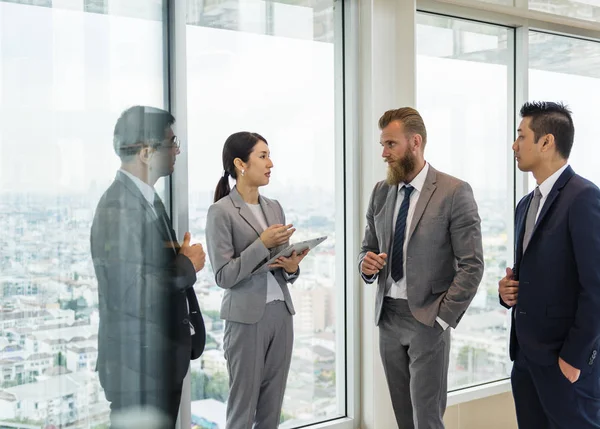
[398,162,429,194]
[119,169,156,205]
[537,164,569,199]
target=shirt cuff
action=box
[283,269,298,280]
[362,272,377,283]
[436,316,450,331]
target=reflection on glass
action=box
[91,106,206,429]
[478,0,513,5]
[185,0,340,427]
[416,13,513,390]
[529,0,600,23]
[0,1,166,427]
[186,0,335,42]
[529,31,600,187]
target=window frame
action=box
[167,0,355,428]
[415,9,517,394]
[411,0,600,406]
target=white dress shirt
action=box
[120,169,175,245]
[120,169,158,216]
[385,163,449,330]
[246,203,286,303]
[535,164,569,222]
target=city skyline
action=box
[3,0,600,428]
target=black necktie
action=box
[153,193,176,249]
[154,194,192,330]
[391,185,414,282]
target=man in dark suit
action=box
[358,107,484,429]
[499,101,600,428]
[91,106,206,428]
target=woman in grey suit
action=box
[205,132,309,429]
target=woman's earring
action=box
[241,169,245,176]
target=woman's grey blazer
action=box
[205,186,298,324]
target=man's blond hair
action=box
[378,107,427,147]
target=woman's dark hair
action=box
[214,131,267,202]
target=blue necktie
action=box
[391,185,414,282]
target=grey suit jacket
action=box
[358,165,484,328]
[91,171,205,395]
[206,187,298,324]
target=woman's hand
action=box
[260,224,295,249]
[269,249,309,274]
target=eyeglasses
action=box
[156,136,181,151]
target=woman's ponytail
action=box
[214,171,231,202]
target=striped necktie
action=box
[391,185,414,282]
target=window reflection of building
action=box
[186,0,334,42]
[529,0,600,22]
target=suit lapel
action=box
[259,196,279,225]
[530,189,559,241]
[526,166,574,251]
[383,185,398,254]
[116,171,174,246]
[229,186,265,236]
[407,167,437,242]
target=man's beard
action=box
[386,151,416,186]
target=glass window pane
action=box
[416,13,513,390]
[0,1,167,427]
[186,0,341,427]
[529,0,600,23]
[529,31,600,186]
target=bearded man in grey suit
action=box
[358,107,484,429]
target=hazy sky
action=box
[0,2,335,195]
[1,2,599,196]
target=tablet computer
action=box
[264,236,327,267]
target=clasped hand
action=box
[361,251,388,276]
[498,267,519,307]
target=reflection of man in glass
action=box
[91,106,206,428]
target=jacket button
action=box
[182,318,189,325]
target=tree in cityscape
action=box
[58,297,86,312]
[204,335,218,350]
[203,309,220,320]
[191,371,229,402]
[1,379,18,389]
[457,345,489,371]
[205,371,229,402]
[54,351,67,367]
[280,410,294,424]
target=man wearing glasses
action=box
[91,106,206,429]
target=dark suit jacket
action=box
[91,171,205,395]
[502,166,600,373]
